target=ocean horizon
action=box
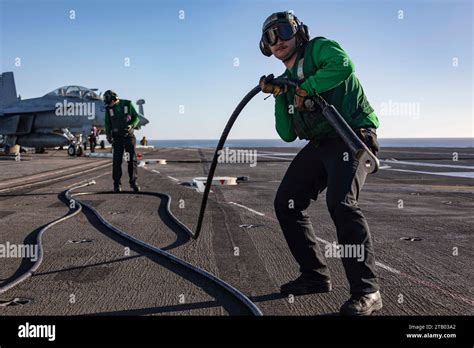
[147,138,473,149]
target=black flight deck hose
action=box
[65,183,263,316]
[194,85,262,239]
[194,77,380,240]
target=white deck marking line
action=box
[168,176,180,182]
[0,162,112,193]
[374,261,402,275]
[301,221,472,305]
[257,152,298,156]
[314,237,401,274]
[386,168,474,179]
[64,170,111,189]
[381,159,474,169]
[383,150,474,156]
[226,202,403,275]
[228,202,265,216]
[152,170,161,174]
[225,200,474,306]
[257,155,294,161]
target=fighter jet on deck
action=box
[0,72,149,156]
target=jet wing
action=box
[0,97,57,115]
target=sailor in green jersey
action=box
[259,11,382,315]
[103,90,141,193]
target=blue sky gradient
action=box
[1,0,472,139]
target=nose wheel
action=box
[67,144,83,157]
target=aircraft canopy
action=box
[45,86,101,100]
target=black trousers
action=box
[274,137,379,295]
[89,137,97,153]
[112,135,138,186]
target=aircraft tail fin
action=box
[0,72,18,109]
[136,99,145,115]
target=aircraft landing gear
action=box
[67,144,84,157]
[67,145,76,156]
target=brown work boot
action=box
[340,291,382,316]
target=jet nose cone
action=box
[140,116,149,126]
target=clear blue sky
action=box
[1,0,472,140]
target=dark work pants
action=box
[112,134,138,186]
[274,138,379,295]
[89,137,97,153]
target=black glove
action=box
[106,134,113,144]
[357,128,379,156]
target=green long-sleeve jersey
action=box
[104,99,140,136]
[274,37,379,143]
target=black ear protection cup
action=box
[300,23,310,42]
[260,39,273,57]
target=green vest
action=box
[282,37,379,141]
[107,99,134,136]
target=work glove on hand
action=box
[125,125,134,135]
[259,75,287,97]
[106,134,113,144]
[357,128,380,157]
[294,87,309,111]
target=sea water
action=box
[148,138,473,149]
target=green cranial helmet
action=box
[103,90,118,105]
[259,11,310,60]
